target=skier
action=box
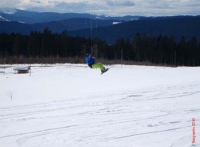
[85,54,108,74]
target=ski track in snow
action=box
[0,64,200,147]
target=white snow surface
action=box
[0,64,200,147]
[113,22,122,25]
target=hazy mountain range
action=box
[0,8,140,23]
[0,8,200,43]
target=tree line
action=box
[0,28,200,66]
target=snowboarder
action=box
[85,54,108,74]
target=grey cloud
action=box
[27,1,95,13]
[0,0,21,7]
[1,0,200,16]
[30,0,41,4]
[106,0,135,6]
[53,1,108,14]
[55,2,90,13]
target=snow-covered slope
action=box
[0,64,200,147]
[0,8,17,14]
[0,15,10,21]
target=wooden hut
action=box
[13,66,31,74]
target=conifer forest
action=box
[0,28,200,66]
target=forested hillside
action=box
[69,16,200,44]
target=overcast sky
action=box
[1,0,200,16]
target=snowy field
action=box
[0,64,200,147]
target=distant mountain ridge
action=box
[0,18,123,34]
[0,8,200,44]
[69,16,200,43]
[0,8,140,23]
